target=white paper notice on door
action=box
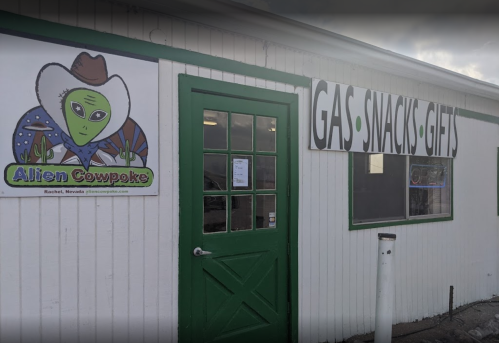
[233,158,249,187]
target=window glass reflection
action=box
[256,156,276,190]
[231,113,253,151]
[204,154,227,191]
[256,116,276,152]
[204,196,227,233]
[231,195,253,231]
[204,110,228,150]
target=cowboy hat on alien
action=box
[13,52,149,170]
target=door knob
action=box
[193,247,212,256]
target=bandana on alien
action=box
[60,131,102,170]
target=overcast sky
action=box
[233,0,499,86]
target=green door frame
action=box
[178,74,299,343]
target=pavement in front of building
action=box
[346,297,499,343]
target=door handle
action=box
[193,247,212,256]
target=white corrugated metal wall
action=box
[0,1,499,342]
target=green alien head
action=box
[63,88,112,146]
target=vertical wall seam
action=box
[76,197,80,343]
[58,198,62,343]
[111,197,114,343]
[0,199,2,340]
[94,197,97,343]
[38,197,42,342]
[19,198,22,343]
[142,197,145,343]
[127,196,130,343]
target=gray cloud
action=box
[233,0,499,85]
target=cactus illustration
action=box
[20,149,31,164]
[33,136,54,164]
[119,140,136,167]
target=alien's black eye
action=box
[70,101,85,118]
[89,110,108,122]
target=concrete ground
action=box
[346,297,499,343]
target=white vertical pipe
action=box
[374,233,396,343]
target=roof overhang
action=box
[121,0,499,103]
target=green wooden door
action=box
[179,90,290,343]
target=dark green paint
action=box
[0,10,310,88]
[419,125,424,138]
[356,116,362,132]
[179,75,299,343]
[348,153,454,231]
[458,108,499,125]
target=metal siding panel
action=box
[185,22,198,52]
[158,15,172,47]
[0,0,19,13]
[318,143,328,342]
[129,197,145,343]
[234,73,245,85]
[301,90,313,343]
[95,0,112,33]
[294,51,303,77]
[211,68,222,81]
[222,71,235,83]
[255,39,265,67]
[244,37,256,66]
[222,31,234,60]
[143,11,159,44]
[266,43,276,70]
[316,56,327,343]
[112,197,129,343]
[275,45,286,72]
[20,198,41,343]
[59,0,77,26]
[40,0,58,22]
[128,10,144,40]
[60,198,78,343]
[0,198,21,343]
[40,198,60,342]
[144,195,159,343]
[95,197,113,343]
[234,34,245,63]
[77,0,95,30]
[198,25,211,55]
[157,59,174,343]
[210,29,223,57]
[112,3,128,37]
[19,0,39,18]
[78,197,96,343]
[172,19,185,49]
[170,63,182,343]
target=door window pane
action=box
[232,155,253,190]
[203,195,227,233]
[409,156,451,216]
[256,195,276,229]
[204,154,227,191]
[231,113,253,151]
[231,195,252,231]
[204,110,228,150]
[256,116,276,152]
[256,156,276,190]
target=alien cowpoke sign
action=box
[4,51,155,191]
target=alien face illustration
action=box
[63,89,112,146]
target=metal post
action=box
[374,233,396,343]
[449,285,454,321]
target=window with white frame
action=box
[352,153,452,225]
